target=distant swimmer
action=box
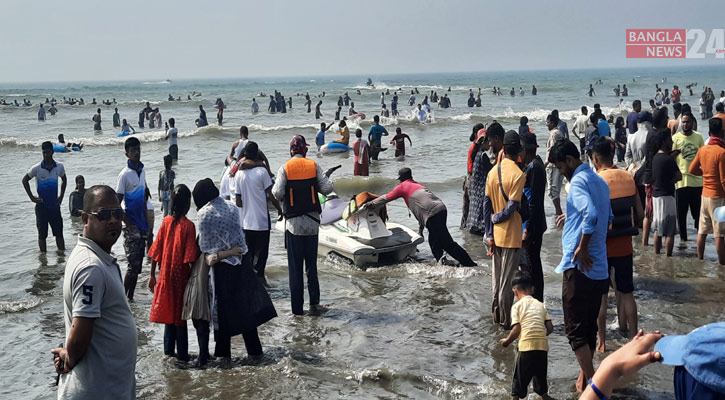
[390,127,412,157]
[315,100,323,120]
[497,87,503,96]
[38,104,46,121]
[288,97,292,109]
[195,105,208,127]
[92,108,102,130]
[344,92,350,106]
[305,94,312,113]
[448,86,451,92]
[417,104,427,123]
[391,95,399,116]
[622,84,628,96]
[121,119,136,135]
[356,89,361,95]
[381,104,389,118]
[91,98,97,105]
[315,122,334,151]
[510,87,515,96]
[349,102,357,116]
[168,94,174,101]
[467,93,475,107]
[409,91,416,106]
[216,98,224,125]
[613,85,621,97]
[588,84,596,97]
[48,104,57,116]
[475,94,481,107]
[251,98,259,114]
[58,134,83,150]
[138,109,145,129]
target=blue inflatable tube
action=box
[321,142,350,153]
[53,144,67,153]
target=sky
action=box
[1,0,723,83]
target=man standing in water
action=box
[164,118,179,161]
[92,108,102,130]
[116,137,149,301]
[520,132,547,302]
[484,131,526,328]
[548,139,611,391]
[113,108,121,128]
[272,135,334,315]
[51,185,137,399]
[545,114,565,216]
[369,168,476,267]
[590,136,641,351]
[22,141,67,252]
[368,115,389,161]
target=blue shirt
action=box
[597,119,611,137]
[627,111,639,134]
[556,163,612,280]
[558,120,569,139]
[368,124,388,145]
[316,130,325,146]
[27,160,65,210]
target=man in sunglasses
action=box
[22,141,67,252]
[52,185,137,399]
[115,137,149,301]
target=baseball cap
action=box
[638,111,653,123]
[503,130,520,146]
[654,322,725,394]
[519,131,538,148]
[397,167,412,181]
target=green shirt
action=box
[672,131,705,189]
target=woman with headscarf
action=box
[193,178,276,363]
[462,123,485,229]
[465,128,493,234]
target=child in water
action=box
[499,272,554,400]
[390,127,412,157]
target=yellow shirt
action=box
[672,131,704,189]
[485,158,525,248]
[334,126,350,146]
[510,295,550,352]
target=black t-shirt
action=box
[652,152,678,197]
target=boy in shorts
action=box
[651,130,681,256]
[500,272,554,400]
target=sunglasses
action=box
[86,208,125,221]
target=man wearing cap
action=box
[484,130,526,328]
[272,135,334,315]
[22,141,67,252]
[548,138,611,392]
[520,131,547,302]
[368,168,476,267]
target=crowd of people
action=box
[14,79,724,399]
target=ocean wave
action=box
[247,123,320,132]
[0,297,43,314]
[4,93,26,97]
[0,128,201,149]
[142,80,171,85]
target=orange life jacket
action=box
[599,166,639,238]
[283,157,321,218]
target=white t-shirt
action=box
[574,115,589,140]
[115,164,148,231]
[220,165,233,200]
[167,127,178,146]
[234,166,273,231]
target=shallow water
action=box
[1,67,724,399]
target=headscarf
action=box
[192,178,219,210]
[290,135,309,157]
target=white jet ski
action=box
[275,193,423,267]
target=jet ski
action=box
[275,192,423,267]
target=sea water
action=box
[1,66,724,399]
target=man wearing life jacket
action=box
[590,136,642,352]
[272,135,334,316]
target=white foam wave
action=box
[4,93,26,97]
[247,123,319,132]
[142,80,171,85]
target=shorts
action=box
[546,165,564,200]
[169,144,178,160]
[394,148,405,157]
[35,204,63,239]
[511,350,549,398]
[652,195,678,237]
[123,225,148,275]
[699,196,725,238]
[562,268,609,351]
[608,255,634,294]
[644,184,653,220]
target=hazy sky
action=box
[1,0,722,83]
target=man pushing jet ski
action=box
[364,168,477,267]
